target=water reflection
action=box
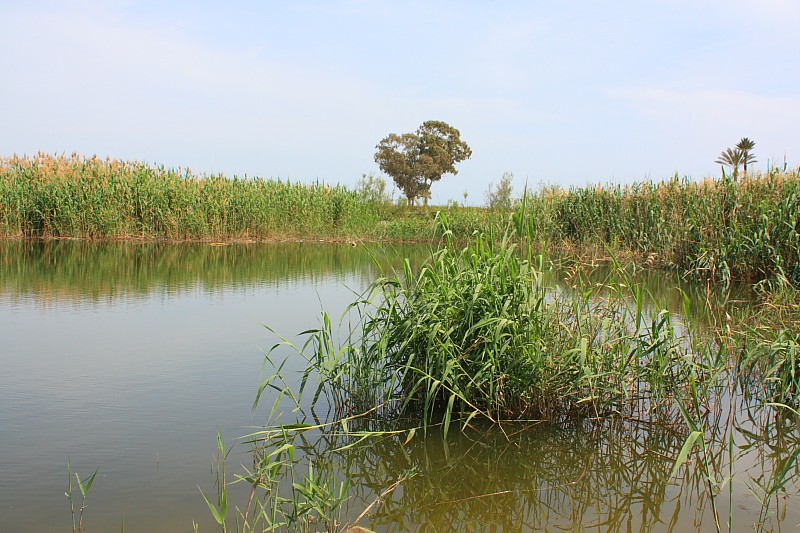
[0,240,428,305]
[355,419,690,531]
[0,239,753,323]
[274,408,800,532]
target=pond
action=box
[0,240,797,532]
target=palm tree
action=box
[735,137,757,176]
[715,147,745,179]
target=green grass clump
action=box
[275,216,706,433]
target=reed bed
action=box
[0,153,504,244]
[0,153,382,240]
[519,171,800,286]
[3,153,799,287]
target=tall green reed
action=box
[267,215,707,436]
[516,172,800,287]
[0,153,382,241]
[199,427,356,532]
[0,153,506,243]
[65,460,98,533]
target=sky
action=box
[1,0,799,204]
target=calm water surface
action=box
[0,241,798,532]
[0,241,387,532]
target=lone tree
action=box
[374,120,472,206]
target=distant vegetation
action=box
[0,153,383,241]
[0,153,497,244]
[484,171,515,211]
[518,171,800,286]
[2,152,799,287]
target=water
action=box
[0,240,798,532]
[0,241,390,532]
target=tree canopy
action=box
[736,137,757,175]
[374,120,472,206]
[715,137,757,179]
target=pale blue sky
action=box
[2,0,798,204]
